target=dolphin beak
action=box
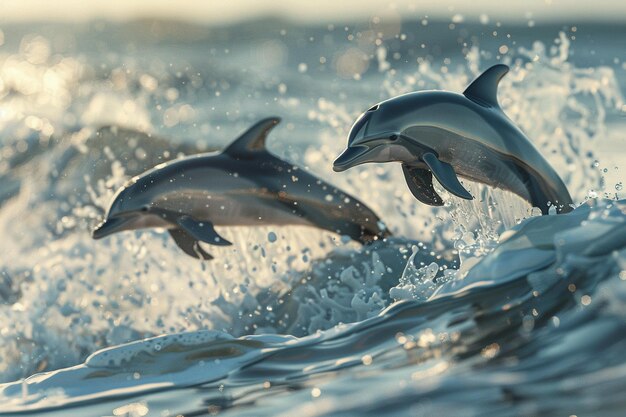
[92,216,134,239]
[334,131,401,172]
[333,146,369,172]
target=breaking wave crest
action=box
[0,19,624,416]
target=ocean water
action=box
[0,17,625,416]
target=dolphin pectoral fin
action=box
[401,164,444,206]
[169,228,214,260]
[421,153,473,200]
[177,216,232,246]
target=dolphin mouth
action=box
[350,132,398,148]
[92,216,136,239]
[333,131,401,171]
[333,146,370,172]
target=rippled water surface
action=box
[0,17,625,416]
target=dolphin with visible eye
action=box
[333,64,573,214]
[92,117,390,260]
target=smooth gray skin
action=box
[333,64,573,214]
[93,117,390,260]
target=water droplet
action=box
[451,14,464,23]
[268,232,277,243]
[616,182,623,191]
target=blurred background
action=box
[0,0,624,386]
[3,0,626,23]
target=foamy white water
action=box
[0,17,624,416]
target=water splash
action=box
[0,22,624,392]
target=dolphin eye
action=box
[140,205,150,212]
[367,104,379,112]
[389,134,398,141]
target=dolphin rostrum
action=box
[333,64,573,214]
[93,117,390,259]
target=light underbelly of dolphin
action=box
[192,195,311,227]
[403,125,554,207]
[152,190,311,227]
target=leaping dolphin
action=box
[333,64,573,214]
[92,118,390,260]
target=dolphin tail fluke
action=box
[169,228,214,260]
[524,174,574,215]
[401,164,444,206]
[297,205,390,245]
[274,189,390,245]
[328,219,390,245]
[531,197,573,215]
[340,214,393,244]
[421,153,473,200]
[357,227,392,245]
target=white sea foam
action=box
[0,23,624,417]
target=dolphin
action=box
[92,117,390,260]
[333,64,573,214]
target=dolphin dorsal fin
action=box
[224,117,281,156]
[463,64,509,108]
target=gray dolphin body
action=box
[93,118,390,259]
[333,64,573,214]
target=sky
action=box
[0,0,624,24]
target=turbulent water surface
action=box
[0,17,625,416]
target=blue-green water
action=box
[0,17,625,416]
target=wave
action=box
[1,199,624,415]
[0,20,624,416]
